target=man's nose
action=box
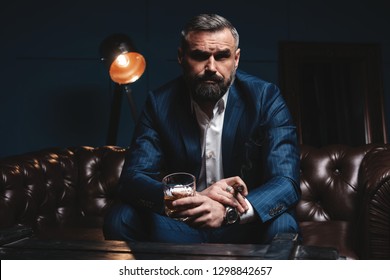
[205,56,217,72]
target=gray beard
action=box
[192,82,228,103]
[190,72,235,103]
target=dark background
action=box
[1,0,389,158]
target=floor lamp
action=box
[99,33,146,145]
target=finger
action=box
[230,193,246,213]
[186,218,209,228]
[225,185,234,194]
[199,188,234,207]
[200,188,237,208]
[176,201,213,225]
[183,207,224,229]
[224,177,248,196]
[174,208,202,221]
[233,183,248,196]
[172,196,201,208]
[235,192,249,214]
[212,185,234,200]
[233,182,248,196]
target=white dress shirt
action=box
[192,91,255,224]
[192,93,227,191]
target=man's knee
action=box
[103,203,145,241]
[263,212,299,244]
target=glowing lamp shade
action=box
[109,52,146,84]
[99,33,146,85]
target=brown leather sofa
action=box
[1,144,389,259]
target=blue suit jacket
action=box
[119,70,300,224]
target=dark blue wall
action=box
[1,0,389,158]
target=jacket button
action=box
[269,204,284,216]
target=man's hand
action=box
[199,176,249,214]
[171,194,225,228]
[168,176,249,228]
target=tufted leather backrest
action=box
[0,148,77,229]
[76,146,126,226]
[297,144,381,223]
[0,146,126,231]
[0,144,384,233]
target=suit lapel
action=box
[222,83,245,177]
[176,90,202,177]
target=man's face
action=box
[178,28,240,103]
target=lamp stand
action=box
[106,83,138,145]
[123,85,138,122]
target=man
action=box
[103,13,301,244]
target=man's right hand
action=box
[170,193,226,228]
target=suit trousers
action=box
[103,203,300,244]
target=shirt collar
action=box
[191,89,230,118]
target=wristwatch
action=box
[224,206,239,225]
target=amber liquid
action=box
[164,187,194,218]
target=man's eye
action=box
[214,51,231,61]
[215,54,230,60]
[189,52,210,61]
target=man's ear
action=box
[235,48,241,69]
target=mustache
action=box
[195,73,224,83]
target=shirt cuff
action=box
[239,198,256,224]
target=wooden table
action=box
[0,237,272,260]
[0,226,341,260]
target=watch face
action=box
[227,208,238,224]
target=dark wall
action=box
[1,0,389,158]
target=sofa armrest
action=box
[358,146,390,259]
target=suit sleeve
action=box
[246,83,300,223]
[118,92,166,214]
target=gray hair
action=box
[180,14,239,50]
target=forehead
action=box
[185,28,236,51]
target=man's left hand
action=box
[199,176,249,214]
